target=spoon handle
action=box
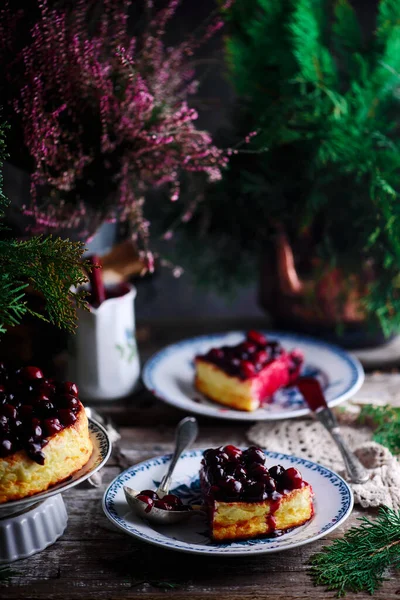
[156,417,198,497]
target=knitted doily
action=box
[247,417,400,510]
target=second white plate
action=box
[142,331,364,421]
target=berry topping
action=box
[202,446,307,503]
[244,480,266,500]
[1,404,17,419]
[62,394,80,411]
[247,330,268,347]
[219,476,242,498]
[282,467,303,490]
[44,418,63,436]
[268,465,285,480]
[61,381,79,397]
[207,348,224,361]
[240,360,256,378]
[18,366,44,381]
[243,446,266,465]
[223,445,242,461]
[58,409,77,426]
[254,349,269,366]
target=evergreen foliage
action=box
[170,0,400,334]
[309,506,400,596]
[0,118,88,334]
[359,403,400,455]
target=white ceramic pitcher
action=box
[67,284,140,401]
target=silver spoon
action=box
[124,416,205,525]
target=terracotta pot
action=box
[258,229,388,349]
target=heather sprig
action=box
[0,0,228,271]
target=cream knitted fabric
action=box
[247,416,400,510]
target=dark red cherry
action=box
[223,445,242,461]
[254,350,269,366]
[162,494,183,507]
[58,409,77,426]
[242,341,257,354]
[38,382,56,397]
[269,465,285,480]
[245,480,265,500]
[243,446,266,465]
[233,465,247,481]
[220,476,242,498]
[44,417,63,436]
[36,400,55,416]
[207,348,224,362]
[60,381,79,397]
[203,448,229,466]
[139,489,159,501]
[250,464,269,481]
[26,442,45,465]
[0,384,5,393]
[0,438,13,457]
[19,366,44,381]
[137,494,154,513]
[264,476,277,493]
[19,405,34,420]
[283,467,303,490]
[247,330,268,347]
[62,394,80,411]
[210,465,225,483]
[240,360,256,378]
[154,499,175,511]
[2,404,17,419]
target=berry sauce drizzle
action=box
[0,363,81,464]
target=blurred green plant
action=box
[166,0,400,334]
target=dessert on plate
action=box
[194,330,304,411]
[200,445,314,541]
[0,364,93,503]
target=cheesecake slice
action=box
[195,330,303,411]
[200,445,314,542]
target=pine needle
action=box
[309,507,400,596]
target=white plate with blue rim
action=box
[102,449,354,556]
[142,331,364,421]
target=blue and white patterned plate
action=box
[103,450,353,556]
[142,331,364,421]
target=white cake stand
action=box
[0,419,111,563]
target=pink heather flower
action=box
[0,0,229,252]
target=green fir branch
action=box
[358,404,400,455]
[309,507,400,597]
[0,114,89,334]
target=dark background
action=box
[3,0,378,324]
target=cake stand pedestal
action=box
[0,494,67,563]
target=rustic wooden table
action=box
[2,321,400,600]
